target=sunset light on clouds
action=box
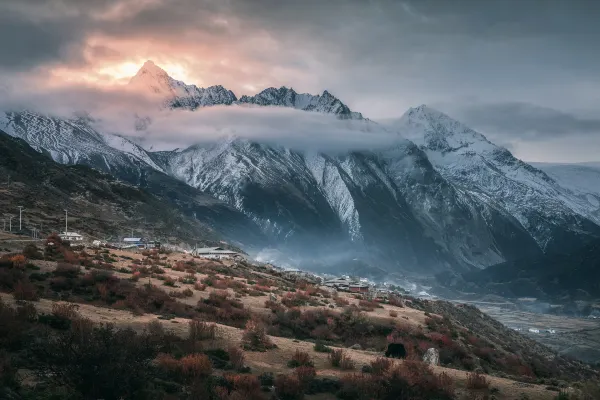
[1,0,600,161]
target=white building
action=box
[191,246,242,260]
[59,232,83,241]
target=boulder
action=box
[423,347,440,366]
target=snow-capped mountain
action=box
[3,61,600,276]
[238,87,364,120]
[389,105,600,251]
[0,110,162,182]
[129,62,362,119]
[129,60,237,109]
[532,162,600,211]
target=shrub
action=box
[340,355,356,371]
[338,373,382,400]
[265,299,285,313]
[329,349,354,370]
[294,366,316,389]
[194,282,207,291]
[389,310,398,318]
[358,299,379,312]
[163,276,177,287]
[179,353,212,379]
[10,255,27,269]
[242,318,276,351]
[52,302,80,320]
[197,290,251,327]
[274,374,304,400]
[189,320,218,341]
[223,374,264,400]
[12,280,39,301]
[466,371,490,391]
[370,357,393,375]
[228,346,246,370]
[335,296,350,307]
[53,263,80,278]
[287,349,314,368]
[314,341,332,353]
[32,322,160,399]
[23,244,43,259]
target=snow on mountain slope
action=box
[129,62,363,120]
[0,111,163,179]
[391,105,600,250]
[532,162,600,210]
[4,60,600,275]
[238,87,364,120]
[162,137,345,241]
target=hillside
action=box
[0,129,264,247]
[1,239,599,399]
[446,239,600,301]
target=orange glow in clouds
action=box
[48,59,192,88]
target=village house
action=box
[59,232,84,242]
[349,283,370,293]
[323,277,371,293]
[191,247,243,260]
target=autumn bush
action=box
[189,319,218,341]
[389,310,398,317]
[370,357,393,375]
[179,353,213,379]
[281,291,312,307]
[22,244,43,260]
[270,307,393,351]
[222,374,265,400]
[287,349,314,368]
[334,296,350,307]
[329,349,354,370]
[227,346,246,370]
[338,361,454,400]
[274,374,304,400]
[52,302,80,320]
[466,371,490,391]
[265,299,285,313]
[12,280,39,301]
[10,255,27,269]
[241,318,276,351]
[295,365,316,388]
[197,290,251,327]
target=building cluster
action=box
[59,232,84,242]
[323,277,370,293]
[191,246,245,260]
[120,237,161,250]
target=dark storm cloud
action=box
[0,0,599,161]
[443,102,600,139]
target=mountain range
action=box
[2,60,600,279]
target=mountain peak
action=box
[133,59,170,78]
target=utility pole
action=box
[8,215,13,232]
[18,206,24,231]
[64,209,68,234]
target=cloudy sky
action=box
[1,0,599,162]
